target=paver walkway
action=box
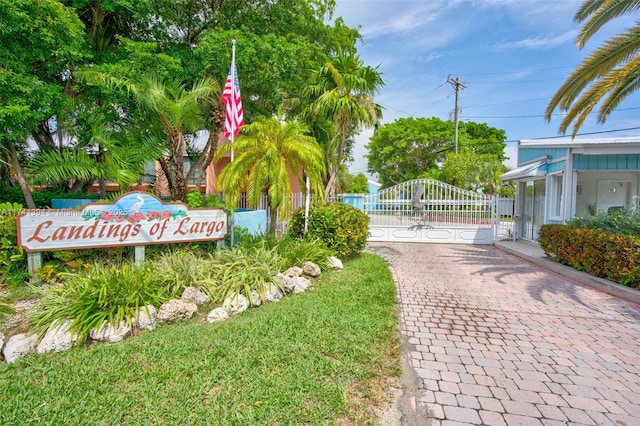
[367,242,640,426]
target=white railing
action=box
[230,187,516,242]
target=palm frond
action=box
[575,0,640,47]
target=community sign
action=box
[17,192,227,252]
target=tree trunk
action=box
[269,205,278,236]
[172,134,187,201]
[8,143,35,208]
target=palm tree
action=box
[79,71,218,201]
[26,116,165,197]
[304,50,384,200]
[545,0,640,137]
[214,116,325,235]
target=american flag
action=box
[222,59,244,139]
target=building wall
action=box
[574,153,640,170]
[518,147,567,164]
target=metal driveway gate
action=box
[364,179,496,244]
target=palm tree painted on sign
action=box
[304,50,384,200]
[545,0,640,137]
[214,116,325,235]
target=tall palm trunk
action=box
[324,117,349,201]
[171,134,187,201]
[269,205,278,236]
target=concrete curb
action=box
[494,241,640,306]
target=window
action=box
[550,174,563,219]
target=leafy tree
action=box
[0,0,87,207]
[545,0,640,137]
[459,121,507,160]
[214,117,325,235]
[367,117,508,189]
[304,50,384,200]
[341,172,370,193]
[440,152,506,194]
[366,117,453,188]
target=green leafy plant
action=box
[0,202,28,287]
[287,202,370,258]
[207,246,283,303]
[153,249,212,298]
[569,210,640,236]
[0,298,14,322]
[27,262,169,341]
[539,224,640,288]
[185,190,225,209]
[274,238,333,270]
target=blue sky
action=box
[332,0,640,174]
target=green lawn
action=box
[0,253,400,425]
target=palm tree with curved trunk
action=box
[214,116,325,235]
[304,50,383,200]
[545,0,640,137]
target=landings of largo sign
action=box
[17,192,227,252]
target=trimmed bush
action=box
[287,202,370,258]
[539,224,640,288]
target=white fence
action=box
[231,190,516,242]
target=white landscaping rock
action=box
[136,305,157,331]
[36,320,79,354]
[283,266,303,277]
[181,287,211,306]
[302,261,321,277]
[276,273,311,294]
[157,299,198,323]
[3,333,38,363]
[249,290,262,307]
[326,256,344,270]
[263,282,283,302]
[90,320,132,343]
[222,294,249,315]
[207,308,229,323]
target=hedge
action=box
[538,224,640,288]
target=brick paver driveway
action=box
[367,242,640,426]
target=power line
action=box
[464,106,640,120]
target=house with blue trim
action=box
[501,136,640,241]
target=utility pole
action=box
[447,75,466,153]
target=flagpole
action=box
[229,39,236,247]
[230,39,236,163]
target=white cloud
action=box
[493,30,578,51]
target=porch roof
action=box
[500,159,547,181]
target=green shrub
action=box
[0,202,27,286]
[185,190,224,209]
[274,238,333,270]
[153,249,212,298]
[0,184,94,208]
[569,210,640,236]
[539,224,640,288]
[206,246,283,303]
[27,263,169,341]
[287,202,370,258]
[0,298,14,322]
